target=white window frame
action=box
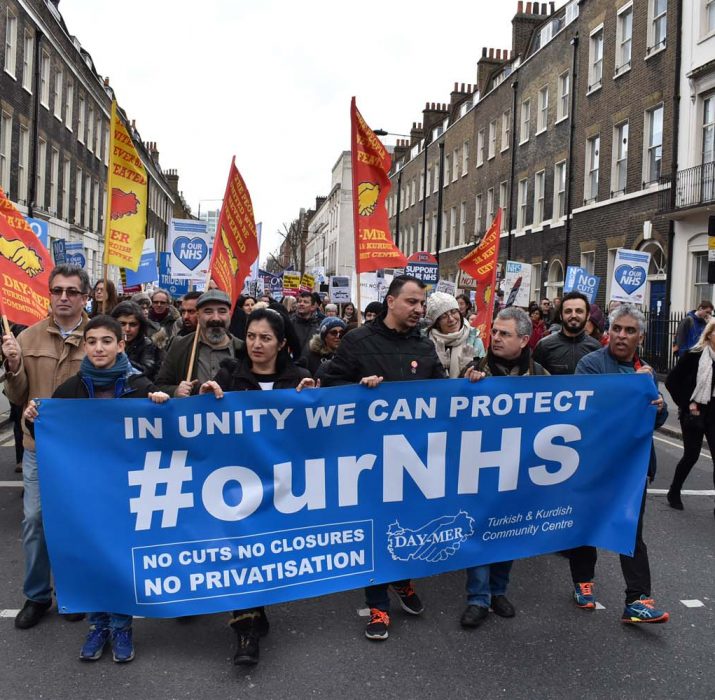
[462,140,469,174]
[50,147,59,212]
[433,161,439,193]
[537,86,549,133]
[615,3,633,77]
[0,111,11,193]
[36,138,47,208]
[87,106,94,154]
[517,178,529,230]
[647,0,667,56]
[84,174,91,227]
[61,157,70,220]
[460,201,467,244]
[477,129,485,166]
[4,8,17,78]
[77,95,85,144]
[93,179,99,232]
[21,29,33,92]
[588,25,604,94]
[520,99,531,144]
[452,148,459,181]
[707,0,715,35]
[18,124,29,202]
[444,154,450,187]
[611,120,629,195]
[643,104,663,185]
[94,114,101,156]
[486,188,495,227]
[425,166,431,195]
[474,193,482,236]
[553,161,566,220]
[40,49,50,107]
[557,71,569,122]
[534,170,545,225]
[74,167,82,224]
[53,69,63,119]
[449,206,457,247]
[499,181,508,232]
[581,251,596,274]
[501,110,510,152]
[64,79,73,130]
[488,120,497,159]
[419,172,424,202]
[585,135,600,203]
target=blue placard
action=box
[159,252,190,297]
[35,374,657,617]
[126,246,159,287]
[64,242,86,269]
[26,217,49,248]
[563,266,601,304]
[52,239,66,264]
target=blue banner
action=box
[125,242,158,287]
[35,375,657,617]
[158,252,190,297]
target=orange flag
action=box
[0,187,52,327]
[458,209,502,345]
[350,98,407,273]
[208,157,259,306]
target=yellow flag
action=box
[103,100,147,270]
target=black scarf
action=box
[486,346,532,376]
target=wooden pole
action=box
[2,313,11,336]
[101,263,108,314]
[184,255,216,383]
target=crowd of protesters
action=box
[4,262,711,669]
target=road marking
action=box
[680,600,705,608]
[0,481,22,488]
[0,610,19,618]
[595,602,606,610]
[647,488,715,496]
[653,434,712,459]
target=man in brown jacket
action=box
[2,263,90,629]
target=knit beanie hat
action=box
[589,304,606,332]
[319,316,347,339]
[426,292,460,328]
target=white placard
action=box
[609,249,651,304]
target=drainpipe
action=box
[28,27,43,219]
[563,34,579,269]
[506,80,518,260]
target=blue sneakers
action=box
[79,626,110,661]
[110,628,135,663]
[573,582,596,609]
[621,596,669,624]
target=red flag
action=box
[208,157,259,306]
[458,209,502,346]
[350,98,407,273]
[0,187,52,327]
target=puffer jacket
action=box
[532,329,601,375]
[214,353,311,392]
[4,314,89,449]
[297,334,336,377]
[126,335,164,381]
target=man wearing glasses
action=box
[1,264,91,629]
[147,289,179,345]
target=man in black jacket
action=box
[532,291,601,375]
[322,275,445,642]
[290,291,321,354]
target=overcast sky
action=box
[59,0,561,266]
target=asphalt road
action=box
[0,427,713,700]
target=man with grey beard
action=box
[155,290,244,397]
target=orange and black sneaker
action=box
[365,608,390,640]
[621,596,669,624]
[573,582,596,609]
[390,582,424,615]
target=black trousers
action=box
[10,402,23,465]
[671,413,715,491]
[568,487,650,604]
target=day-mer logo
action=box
[387,511,475,563]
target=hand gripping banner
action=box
[36,374,657,617]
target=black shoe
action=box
[460,605,489,628]
[230,610,268,665]
[233,631,260,665]
[490,595,516,618]
[667,489,684,510]
[61,613,86,623]
[15,599,52,629]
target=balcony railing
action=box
[659,161,715,212]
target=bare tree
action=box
[266,210,317,273]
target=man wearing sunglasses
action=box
[1,263,91,630]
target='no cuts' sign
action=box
[563,267,600,304]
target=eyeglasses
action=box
[440,309,461,320]
[327,330,344,337]
[49,287,84,299]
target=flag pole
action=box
[101,100,117,315]
[350,98,362,328]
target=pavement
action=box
[0,418,713,698]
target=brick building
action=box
[388,0,677,311]
[0,0,186,281]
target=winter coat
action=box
[321,314,446,386]
[674,311,707,357]
[52,372,157,399]
[4,314,89,450]
[148,305,180,349]
[665,349,715,414]
[126,335,164,381]
[214,354,311,392]
[465,347,548,377]
[290,314,321,355]
[532,329,601,375]
[154,331,244,396]
[297,334,337,377]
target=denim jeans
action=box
[88,612,132,631]
[364,580,410,613]
[22,448,52,603]
[465,561,513,607]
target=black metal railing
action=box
[659,162,715,212]
[640,309,688,374]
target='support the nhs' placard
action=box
[35,374,657,617]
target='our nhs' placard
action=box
[35,375,657,617]
[610,248,651,304]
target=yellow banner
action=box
[103,100,147,271]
